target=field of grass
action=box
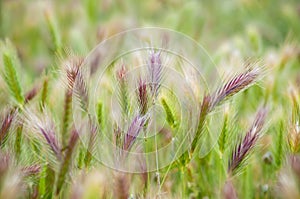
[0,0,300,198]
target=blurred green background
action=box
[0,1,300,198]
[1,0,299,77]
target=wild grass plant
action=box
[0,1,300,199]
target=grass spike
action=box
[218,107,229,154]
[2,53,24,105]
[161,97,177,128]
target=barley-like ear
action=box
[161,97,177,128]
[61,55,86,146]
[148,50,163,98]
[116,64,129,118]
[2,53,24,105]
[228,107,268,175]
[191,95,211,152]
[218,105,229,154]
[137,78,148,116]
[0,109,16,146]
[64,52,88,111]
[24,109,62,161]
[123,114,148,151]
[188,66,263,156]
[211,66,262,109]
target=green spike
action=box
[161,98,177,128]
[2,53,24,104]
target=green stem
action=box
[181,166,186,198]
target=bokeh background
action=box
[1,1,300,198]
[1,0,299,75]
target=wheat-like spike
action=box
[137,78,148,116]
[191,95,211,152]
[123,114,148,151]
[0,109,15,146]
[2,53,24,105]
[161,97,177,128]
[218,108,229,154]
[148,49,163,97]
[62,56,85,146]
[211,67,261,109]
[189,66,262,155]
[228,107,268,175]
[116,64,129,117]
[73,68,89,112]
[40,127,62,160]
[24,109,62,161]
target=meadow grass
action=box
[0,1,300,198]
